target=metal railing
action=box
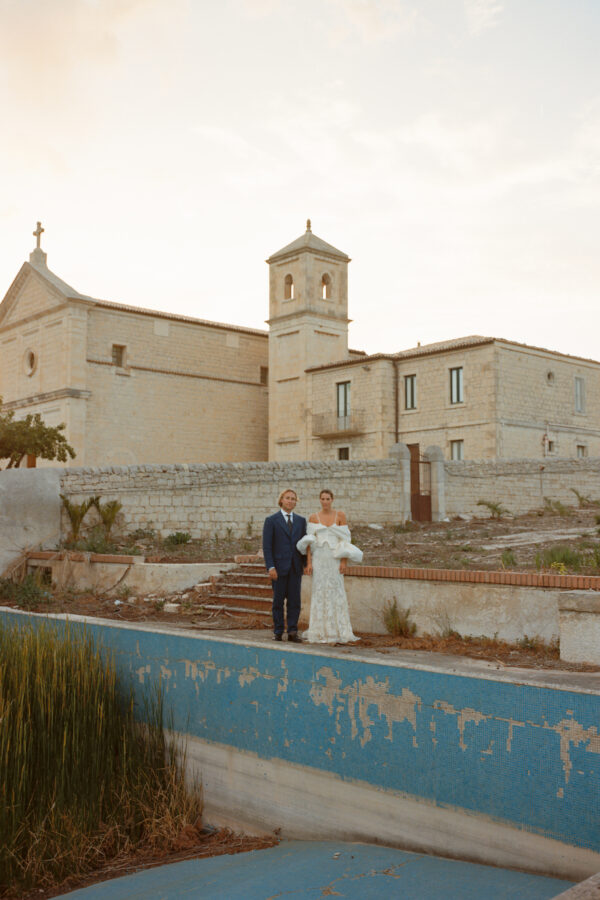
[312,409,366,438]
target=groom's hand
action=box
[268,567,278,581]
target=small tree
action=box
[0,399,75,469]
[92,498,123,539]
[60,495,95,543]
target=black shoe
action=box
[287,632,303,643]
[274,633,283,641]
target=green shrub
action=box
[544,497,573,517]
[0,621,202,895]
[382,598,417,637]
[570,488,591,508]
[501,549,516,568]
[538,546,584,571]
[76,524,117,555]
[0,572,49,608]
[164,531,192,547]
[476,499,508,519]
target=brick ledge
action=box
[25,553,600,591]
[345,565,600,590]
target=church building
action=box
[1,221,598,467]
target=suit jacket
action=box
[262,511,307,576]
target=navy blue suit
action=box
[262,511,307,636]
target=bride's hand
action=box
[304,563,313,576]
[339,560,347,574]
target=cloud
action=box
[463,0,504,36]
[0,0,176,98]
[237,0,281,16]
[328,0,418,42]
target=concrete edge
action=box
[1,607,599,695]
[550,871,600,898]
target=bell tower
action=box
[266,220,351,460]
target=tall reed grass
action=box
[0,620,202,897]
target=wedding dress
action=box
[297,519,363,644]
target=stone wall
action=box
[59,458,409,538]
[444,456,600,517]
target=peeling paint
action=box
[434,701,491,751]
[183,659,217,682]
[544,716,600,784]
[238,666,261,687]
[276,660,289,697]
[136,663,151,684]
[160,664,172,681]
[311,668,421,747]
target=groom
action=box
[262,488,307,643]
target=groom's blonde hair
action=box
[278,488,298,506]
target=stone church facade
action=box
[1,222,599,467]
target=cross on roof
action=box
[33,221,44,249]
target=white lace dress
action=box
[297,521,363,644]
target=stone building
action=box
[1,221,598,467]
[266,222,600,465]
[0,225,268,466]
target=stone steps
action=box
[205,557,272,614]
[202,603,271,618]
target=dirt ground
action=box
[75,506,600,572]
[4,507,600,673]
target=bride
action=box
[297,489,363,644]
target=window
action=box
[284,274,294,300]
[337,381,351,418]
[575,376,586,413]
[450,367,463,404]
[577,444,588,458]
[404,374,416,410]
[321,273,331,299]
[338,447,350,460]
[112,344,126,367]
[450,439,464,460]
[547,440,555,454]
[23,349,37,377]
[260,366,268,385]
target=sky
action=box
[1,0,599,360]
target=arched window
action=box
[284,274,294,300]
[321,273,332,299]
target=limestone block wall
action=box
[496,344,600,458]
[444,457,600,516]
[308,358,396,460]
[59,458,409,538]
[86,307,268,385]
[0,307,71,404]
[82,305,269,465]
[83,365,268,466]
[396,343,497,460]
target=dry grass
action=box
[0,621,204,898]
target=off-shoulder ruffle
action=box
[296,534,315,554]
[297,522,363,563]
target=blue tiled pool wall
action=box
[2,611,599,853]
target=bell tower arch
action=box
[266,220,351,460]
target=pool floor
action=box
[56,840,574,899]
